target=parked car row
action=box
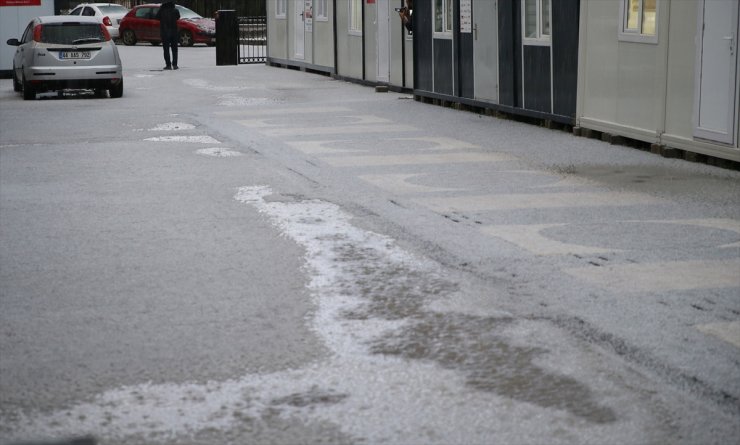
[65,2,215,47]
[67,3,129,40]
[5,2,216,100]
[120,4,216,47]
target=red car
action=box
[118,3,215,47]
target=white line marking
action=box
[564,260,740,292]
[261,124,417,137]
[323,152,514,167]
[415,192,662,212]
[359,174,464,194]
[695,321,740,349]
[480,224,617,255]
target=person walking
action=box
[156,1,180,70]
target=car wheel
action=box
[150,41,160,46]
[179,30,193,47]
[22,75,35,100]
[12,68,21,92]
[109,79,123,98]
[121,29,137,46]
[94,88,108,98]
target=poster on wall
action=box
[460,0,472,33]
[304,0,312,32]
[0,0,42,6]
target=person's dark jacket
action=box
[156,1,180,39]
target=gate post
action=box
[215,9,238,65]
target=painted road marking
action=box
[414,192,661,212]
[359,174,463,194]
[695,321,740,349]
[285,137,481,155]
[480,224,616,255]
[215,106,352,117]
[564,259,740,292]
[261,124,417,137]
[237,115,392,129]
[640,219,740,249]
[323,152,515,167]
[285,140,367,155]
[390,137,479,151]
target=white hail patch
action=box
[149,122,196,131]
[183,78,254,92]
[218,95,274,107]
[0,186,636,444]
[144,135,220,144]
[195,147,243,157]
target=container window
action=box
[522,0,550,44]
[349,0,362,34]
[619,0,658,43]
[434,0,452,37]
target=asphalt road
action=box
[1,44,739,444]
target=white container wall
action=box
[0,0,55,72]
[577,0,740,162]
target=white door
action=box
[377,0,390,82]
[473,0,499,102]
[694,0,738,144]
[294,0,305,59]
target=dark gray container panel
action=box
[522,45,551,113]
[552,0,580,118]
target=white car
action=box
[7,16,124,100]
[68,2,129,40]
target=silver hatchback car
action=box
[7,16,123,100]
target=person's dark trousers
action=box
[162,30,178,68]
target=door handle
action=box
[473,23,478,40]
[723,34,735,55]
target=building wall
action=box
[267,1,288,59]
[577,0,669,142]
[335,0,364,79]
[312,0,334,68]
[578,0,739,161]
[0,0,55,73]
[663,0,696,140]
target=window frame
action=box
[433,0,453,39]
[618,0,659,44]
[521,0,551,46]
[316,0,329,21]
[348,0,362,36]
[276,0,287,19]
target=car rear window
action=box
[98,5,128,14]
[40,23,106,44]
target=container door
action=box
[294,0,305,59]
[694,0,738,144]
[473,0,499,102]
[377,0,390,82]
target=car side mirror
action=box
[6,38,20,46]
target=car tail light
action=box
[99,23,111,41]
[33,24,42,42]
[103,16,112,26]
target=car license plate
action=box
[60,51,91,59]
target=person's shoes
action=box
[173,65,179,70]
[163,65,172,70]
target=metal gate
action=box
[238,16,267,64]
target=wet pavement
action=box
[1,45,739,444]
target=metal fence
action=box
[238,16,266,64]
